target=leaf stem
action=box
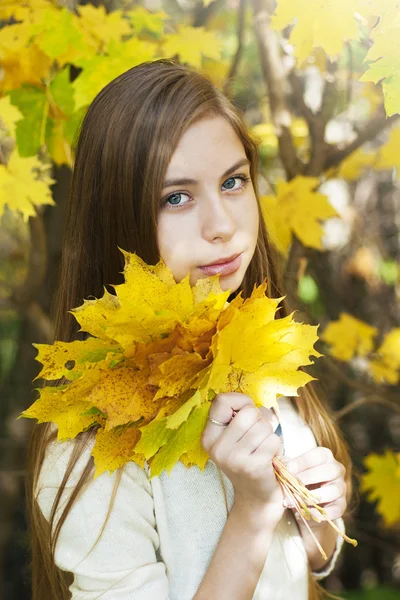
[273,456,358,559]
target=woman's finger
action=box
[201,392,256,450]
[295,463,344,486]
[307,480,346,505]
[221,405,275,446]
[284,446,336,475]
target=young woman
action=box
[26,58,353,600]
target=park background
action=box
[0,0,399,598]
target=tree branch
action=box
[223,0,247,96]
[289,61,339,176]
[325,109,400,171]
[192,0,225,28]
[251,0,303,180]
[334,395,400,421]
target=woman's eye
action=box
[222,175,250,191]
[164,192,191,209]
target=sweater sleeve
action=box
[36,438,170,600]
[277,398,347,582]
[310,516,345,580]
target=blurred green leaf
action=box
[49,66,75,117]
[379,259,399,286]
[8,86,47,156]
[298,274,319,303]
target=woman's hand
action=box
[283,446,347,527]
[201,392,285,526]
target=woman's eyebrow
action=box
[162,158,250,188]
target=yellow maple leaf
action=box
[0,0,53,21]
[92,424,146,479]
[76,5,132,53]
[321,313,378,361]
[84,363,160,431]
[260,176,337,255]
[28,6,88,65]
[355,0,400,34]
[271,0,360,66]
[0,150,56,221]
[332,148,377,181]
[18,385,103,441]
[162,25,223,69]
[150,351,211,401]
[359,16,400,116]
[141,401,211,477]
[126,6,168,37]
[260,193,292,254]
[0,22,32,54]
[361,450,400,526]
[0,36,52,92]
[72,38,158,109]
[370,328,400,384]
[0,96,23,138]
[32,337,122,382]
[204,283,321,410]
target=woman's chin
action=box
[191,266,243,292]
[216,270,243,293]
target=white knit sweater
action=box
[36,397,345,599]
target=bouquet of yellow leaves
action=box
[19,248,357,556]
[20,247,321,478]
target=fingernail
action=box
[283,498,288,508]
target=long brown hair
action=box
[25,58,353,600]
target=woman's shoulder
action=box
[35,424,153,521]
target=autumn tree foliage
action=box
[1,0,400,594]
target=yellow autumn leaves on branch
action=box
[260,177,338,255]
[271,0,400,116]
[322,313,400,385]
[18,250,321,479]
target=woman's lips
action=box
[198,253,242,276]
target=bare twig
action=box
[334,395,400,421]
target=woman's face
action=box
[157,116,259,293]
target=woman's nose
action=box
[201,195,237,242]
